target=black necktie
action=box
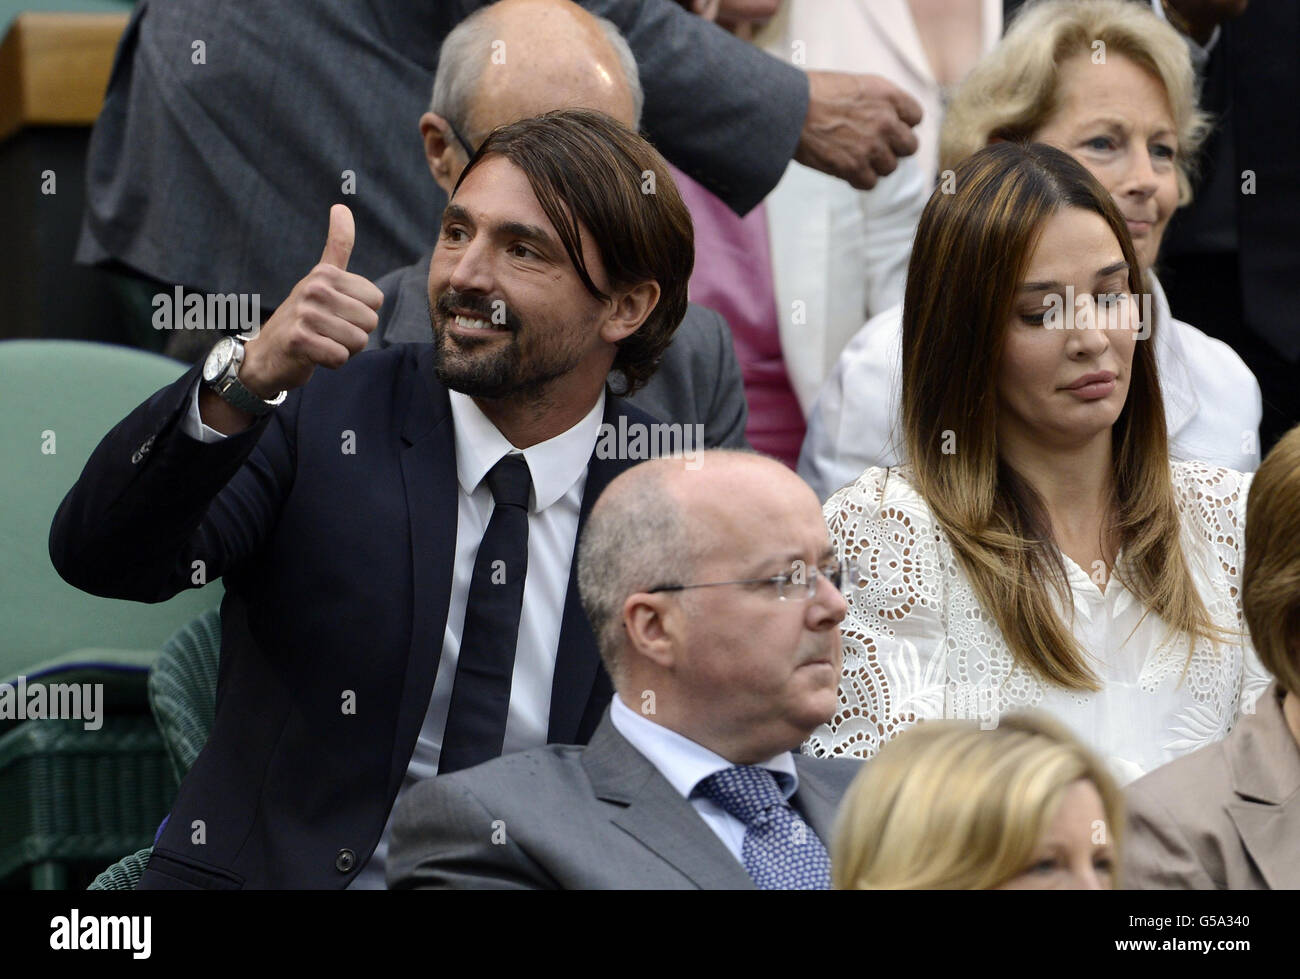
[439,454,532,774]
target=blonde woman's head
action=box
[940,0,1210,270]
[832,714,1123,889]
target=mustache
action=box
[433,290,523,333]
[800,634,843,669]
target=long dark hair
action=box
[900,141,1219,690]
[456,108,694,394]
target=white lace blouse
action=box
[809,461,1271,784]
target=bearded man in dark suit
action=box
[51,110,693,889]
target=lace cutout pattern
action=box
[806,461,1265,778]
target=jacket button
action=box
[335,848,356,873]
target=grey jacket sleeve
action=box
[583,0,809,215]
[386,777,560,890]
[367,261,418,350]
[625,303,750,449]
[696,305,750,449]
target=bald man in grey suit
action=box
[388,451,861,889]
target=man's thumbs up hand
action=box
[319,202,355,270]
[241,204,383,398]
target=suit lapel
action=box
[790,760,846,848]
[854,0,1002,88]
[583,716,755,889]
[548,393,644,744]
[1225,684,1300,889]
[1226,801,1300,889]
[389,346,458,791]
[858,0,934,90]
[390,382,676,752]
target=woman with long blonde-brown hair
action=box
[811,141,1265,783]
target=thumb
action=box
[888,85,924,127]
[319,204,355,269]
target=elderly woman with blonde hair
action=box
[801,0,1263,500]
[833,714,1123,889]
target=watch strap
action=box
[208,336,286,416]
[215,373,287,416]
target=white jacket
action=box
[755,0,1002,417]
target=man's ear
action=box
[421,112,459,194]
[599,281,661,345]
[622,591,678,672]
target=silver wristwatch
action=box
[202,335,287,416]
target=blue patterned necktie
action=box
[694,765,831,890]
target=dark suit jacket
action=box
[387,711,862,889]
[368,253,749,449]
[49,345,662,889]
[1160,1,1300,362]
[77,0,809,307]
[1125,683,1300,890]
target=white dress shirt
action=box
[756,0,1003,185]
[608,693,798,865]
[182,378,606,887]
[754,0,1003,416]
[183,376,242,443]
[798,273,1263,501]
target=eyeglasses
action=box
[447,117,479,161]
[648,558,851,602]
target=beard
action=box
[429,289,590,402]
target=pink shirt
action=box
[669,165,805,467]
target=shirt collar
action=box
[1146,271,1197,436]
[609,693,798,800]
[448,388,606,511]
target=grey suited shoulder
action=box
[1124,682,1300,890]
[370,253,750,449]
[631,303,749,452]
[386,711,861,889]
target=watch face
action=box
[203,337,237,383]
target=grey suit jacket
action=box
[1125,682,1300,889]
[386,712,861,889]
[77,0,808,307]
[368,253,750,449]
